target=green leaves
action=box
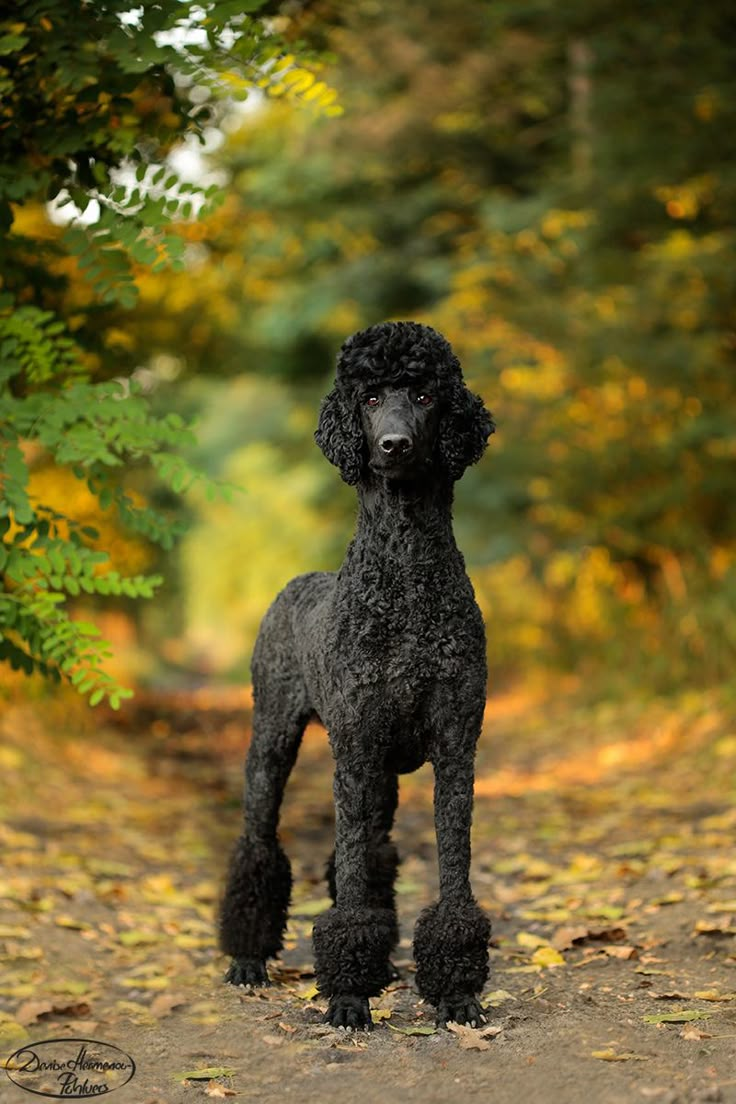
[0,306,80,387]
[0,1,335,703]
[0,363,221,704]
[60,177,222,308]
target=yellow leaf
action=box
[55,915,92,930]
[0,925,28,939]
[292,897,332,917]
[295,983,319,1001]
[532,945,565,969]
[0,1015,29,1046]
[516,931,547,949]
[591,1049,648,1062]
[118,930,160,946]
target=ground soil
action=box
[1,684,735,1104]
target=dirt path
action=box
[1,686,735,1103]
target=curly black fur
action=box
[313,906,397,997]
[218,837,291,982]
[413,900,491,1013]
[219,321,494,1029]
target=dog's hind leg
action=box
[219,619,311,987]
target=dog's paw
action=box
[324,995,373,1032]
[436,996,487,1029]
[224,958,270,989]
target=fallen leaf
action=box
[370,1008,392,1023]
[173,1067,237,1082]
[150,992,187,1018]
[205,1083,238,1098]
[15,1000,54,1025]
[591,1048,648,1061]
[447,1023,491,1050]
[0,925,29,939]
[642,1010,711,1024]
[517,931,548,950]
[602,945,638,960]
[4,943,43,960]
[123,976,170,991]
[585,905,625,921]
[693,920,736,936]
[119,930,160,947]
[693,990,735,1002]
[532,945,565,969]
[0,1016,28,1046]
[64,1020,98,1034]
[54,915,92,931]
[48,980,90,996]
[551,926,591,950]
[294,983,320,1001]
[680,1025,712,1040]
[650,892,684,906]
[47,1002,91,1019]
[552,925,627,950]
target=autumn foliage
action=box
[2,0,735,695]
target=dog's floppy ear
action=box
[438,379,495,481]
[314,387,365,485]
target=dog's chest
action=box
[332,560,483,685]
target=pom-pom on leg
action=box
[219,836,291,985]
[313,905,397,1030]
[413,898,491,1026]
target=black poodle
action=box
[219,321,495,1031]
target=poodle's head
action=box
[315,321,494,485]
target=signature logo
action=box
[4,1037,136,1099]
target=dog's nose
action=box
[379,433,412,456]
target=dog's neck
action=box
[348,471,460,563]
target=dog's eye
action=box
[365,395,380,407]
[416,393,434,406]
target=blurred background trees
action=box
[3,0,735,698]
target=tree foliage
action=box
[0,1,334,702]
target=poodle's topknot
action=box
[335,321,462,391]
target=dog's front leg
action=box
[413,734,491,1028]
[313,756,397,1031]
